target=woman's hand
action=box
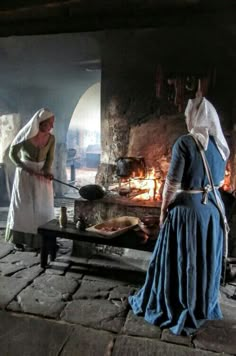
[43,172,54,180]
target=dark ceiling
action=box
[0,0,235,35]
[0,32,101,90]
[0,0,235,93]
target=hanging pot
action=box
[116,157,146,178]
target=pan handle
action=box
[52,177,80,191]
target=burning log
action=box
[128,188,150,199]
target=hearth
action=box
[74,193,161,226]
[73,150,235,259]
[114,156,164,202]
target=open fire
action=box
[222,163,232,192]
[108,161,233,203]
[109,167,163,201]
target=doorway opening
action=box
[66,82,101,188]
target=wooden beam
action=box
[0,1,235,36]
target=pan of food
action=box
[86,216,139,238]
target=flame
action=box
[118,165,233,200]
[127,168,162,201]
[222,167,232,191]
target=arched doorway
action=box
[66,82,101,187]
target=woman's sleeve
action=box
[9,143,24,167]
[43,135,55,173]
[161,137,187,211]
[167,137,186,183]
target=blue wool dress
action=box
[129,134,227,335]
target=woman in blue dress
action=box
[129,97,230,335]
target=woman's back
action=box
[168,134,226,190]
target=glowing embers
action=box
[118,168,162,201]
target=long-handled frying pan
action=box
[53,178,106,201]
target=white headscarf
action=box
[185,97,230,160]
[11,108,54,146]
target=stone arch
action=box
[66,82,101,185]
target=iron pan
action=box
[53,178,106,201]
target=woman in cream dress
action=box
[5,108,55,251]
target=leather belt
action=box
[177,184,219,204]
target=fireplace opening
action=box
[105,156,164,203]
[222,162,233,192]
[104,155,234,205]
[116,170,163,202]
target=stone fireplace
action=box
[73,108,236,257]
[74,113,187,228]
[94,29,235,199]
[98,114,186,199]
[74,30,236,235]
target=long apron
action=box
[7,160,54,235]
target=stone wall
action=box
[127,115,185,179]
[96,29,235,187]
[74,197,161,227]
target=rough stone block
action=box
[109,285,135,301]
[13,265,43,281]
[0,276,29,308]
[0,242,14,258]
[61,325,115,356]
[122,311,161,339]
[73,279,117,299]
[62,299,128,333]
[45,261,71,275]
[161,329,193,347]
[0,262,26,276]
[13,274,79,318]
[0,310,73,356]
[0,251,40,267]
[16,286,66,318]
[193,325,236,355]
[112,335,227,356]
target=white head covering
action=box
[185,97,230,160]
[11,108,54,146]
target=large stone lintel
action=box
[74,196,161,226]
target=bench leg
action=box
[49,238,57,262]
[40,234,49,268]
[40,235,57,268]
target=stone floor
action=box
[0,201,236,356]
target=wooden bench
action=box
[38,219,156,268]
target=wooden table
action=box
[38,219,156,268]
